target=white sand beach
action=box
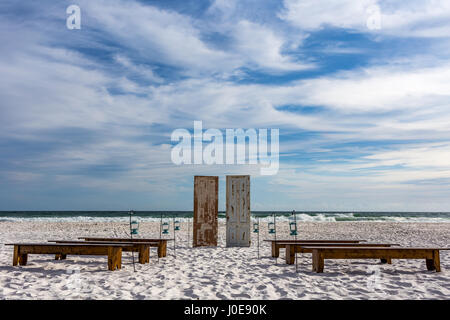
[0,221,449,300]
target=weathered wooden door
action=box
[226,175,251,247]
[193,176,218,247]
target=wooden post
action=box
[285,244,295,265]
[107,247,114,271]
[13,245,19,266]
[138,245,144,264]
[158,241,167,258]
[312,250,324,273]
[19,254,28,265]
[271,242,278,258]
[138,245,149,264]
[108,247,122,271]
[433,250,441,272]
[145,246,150,263]
[426,258,434,271]
[427,250,441,272]
[14,246,27,266]
[162,241,167,257]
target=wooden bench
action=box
[48,240,155,264]
[78,237,172,258]
[5,243,132,271]
[264,239,365,258]
[300,246,450,273]
[281,243,398,264]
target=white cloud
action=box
[77,0,315,75]
[78,0,238,74]
[279,0,377,31]
[279,0,450,38]
[114,55,163,83]
[2,0,450,210]
[231,20,313,72]
[363,143,450,169]
[290,63,450,113]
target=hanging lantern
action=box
[268,222,275,234]
[253,222,259,233]
[130,219,139,235]
[162,222,169,234]
[289,221,297,236]
[174,220,180,231]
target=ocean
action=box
[0,211,449,223]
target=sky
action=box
[1,0,450,211]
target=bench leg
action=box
[427,250,441,272]
[285,244,295,265]
[19,254,28,266]
[13,246,28,266]
[108,247,122,271]
[433,250,441,272]
[138,247,144,264]
[272,242,279,258]
[158,241,167,258]
[312,250,324,273]
[138,246,149,264]
[13,246,19,266]
[426,259,435,271]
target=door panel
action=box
[193,176,218,247]
[226,175,250,247]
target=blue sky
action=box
[1,0,450,211]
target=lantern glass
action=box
[162,222,169,234]
[268,222,275,234]
[130,220,139,235]
[253,222,259,233]
[174,220,180,231]
[289,221,297,236]
[289,222,296,231]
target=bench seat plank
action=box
[265,239,365,258]
[48,240,154,264]
[283,243,398,264]
[300,247,449,273]
[78,237,172,258]
[5,243,130,271]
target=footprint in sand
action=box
[256,284,266,290]
[231,293,251,299]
